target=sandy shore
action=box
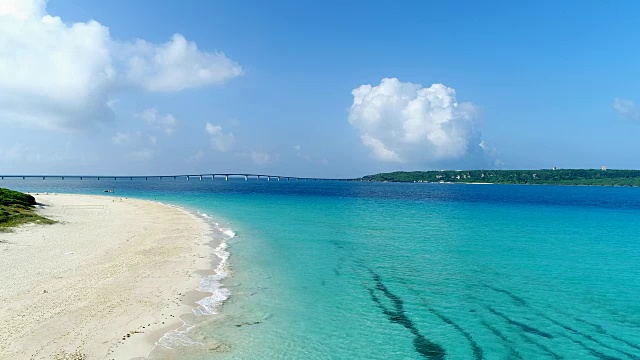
[0,194,213,360]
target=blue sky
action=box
[1,0,640,177]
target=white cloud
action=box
[479,140,502,168]
[111,132,130,144]
[0,2,114,130]
[361,134,402,162]
[613,97,640,120]
[478,140,489,152]
[348,78,482,164]
[251,151,271,165]
[293,145,301,151]
[0,0,242,131]
[121,34,243,92]
[205,122,234,152]
[0,0,44,19]
[139,108,177,135]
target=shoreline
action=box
[0,193,228,360]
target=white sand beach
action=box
[0,194,213,360]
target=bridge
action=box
[0,174,367,182]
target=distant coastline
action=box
[363,169,640,186]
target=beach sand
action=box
[0,194,213,360]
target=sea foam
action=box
[192,218,235,316]
[157,211,236,350]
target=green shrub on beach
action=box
[0,188,55,231]
[0,188,37,206]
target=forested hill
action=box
[362,169,640,186]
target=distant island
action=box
[362,169,640,186]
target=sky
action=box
[1,0,640,177]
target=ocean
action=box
[4,179,640,359]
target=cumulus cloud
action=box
[0,1,114,130]
[205,122,234,152]
[361,134,402,162]
[0,0,44,19]
[139,108,177,135]
[613,98,640,120]
[348,78,482,164]
[120,34,243,92]
[0,0,242,130]
[251,151,271,165]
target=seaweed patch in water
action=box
[486,306,553,339]
[367,271,446,359]
[429,308,483,360]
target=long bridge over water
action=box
[0,174,366,182]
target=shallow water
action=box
[5,179,640,359]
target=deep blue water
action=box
[4,179,640,359]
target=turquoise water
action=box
[5,179,640,359]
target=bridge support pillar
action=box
[245,175,248,181]
[267,176,270,181]
[199,175,202,181]
[225,175,229,181]
[277,177,280,181]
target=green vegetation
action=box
[363,169,640,186]
[0,188,55,231]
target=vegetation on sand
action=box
[0,188,55,231]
